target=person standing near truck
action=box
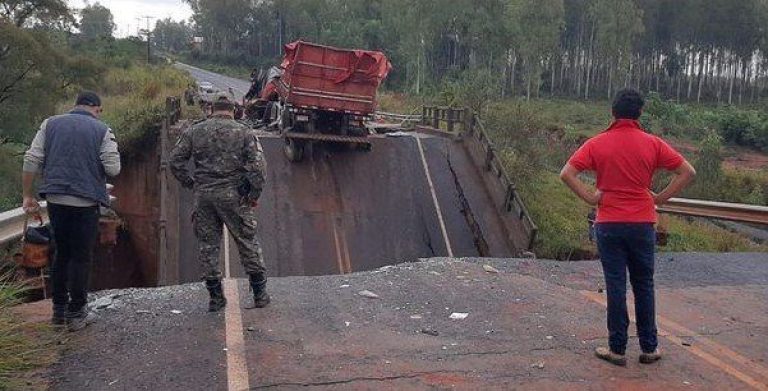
[560,89,696,366]
[22,91,121,332]
[170,92,269,312]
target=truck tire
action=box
[284,138,304,162]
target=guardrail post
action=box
[463,108,471,134]
[446,108,455,133]
[422,106,429,126]
[432,107,440,129]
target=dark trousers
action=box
[48,203,99,316]
[595,223,658,355]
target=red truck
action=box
[269,40,391,161]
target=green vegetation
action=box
[100,66,193,156]
[644,94,768,152]
[0,2,193,211]
[173,0,768,106]
[482,97,768,258]
[0,271,58,391]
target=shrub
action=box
[0,145,24,211]
[0,270,58,390]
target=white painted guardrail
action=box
[0,203,49,246]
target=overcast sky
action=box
[67,0,193,38]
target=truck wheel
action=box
[284,138,304,162]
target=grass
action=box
[517,172,596,260]
[659,216,764,252]
[479,97,768,259]
[0,64,194,213]
[99,65,195,157]
[0,270,58,391]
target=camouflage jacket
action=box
[170,115,266,200]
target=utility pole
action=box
[140,16,155,64]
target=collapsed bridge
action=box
[3,65,537,289]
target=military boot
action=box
[205,279,227,312]
[247,272,271,309]
[52,304,67,328]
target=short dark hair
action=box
[612,88,644,120]
[212,94,234,111]
[75,91,101,107]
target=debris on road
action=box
[358,290,380,299]
[90,295,120,310]
[531,361,545,369]
[449,312,469,320]
[483,265,500,274]
[170,310,182,315]
[421,329,439,336]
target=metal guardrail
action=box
[658,198,768,225]
[374,111,423,128]
[0,203,49,246]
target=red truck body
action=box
[276,41,392,116]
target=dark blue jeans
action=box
[595,223,658,355]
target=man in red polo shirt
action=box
[560,89,696,366]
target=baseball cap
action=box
[75,91,102,107]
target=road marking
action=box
[340,226,353,273]
[223,228,251,391]
[332,222,346,273]
[415,137,454,257]
[331,220,353,274]
[581,291,768,391]
[224,228,232,278]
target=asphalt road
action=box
[175,63,252,98]
[37,64,764,390]
[172,63,519,282]
[31,252,767,390]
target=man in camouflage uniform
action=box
[170,92,269,312]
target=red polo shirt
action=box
[568,119,684,223]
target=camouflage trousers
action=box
[193,193,265,280]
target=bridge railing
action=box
[465,114,539,251]
[420,106,470,133]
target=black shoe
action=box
[247,273,271,309]
[205,279,227,312]
[52,305,67,327]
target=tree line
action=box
[167,0,768,105]
[0,0,145,143]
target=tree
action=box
[0,21,60,142]
[153,18,193,53]
[179,0,768,105]
[0,0,71,27]
[78,2,115,40]
[509,0,564,99]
